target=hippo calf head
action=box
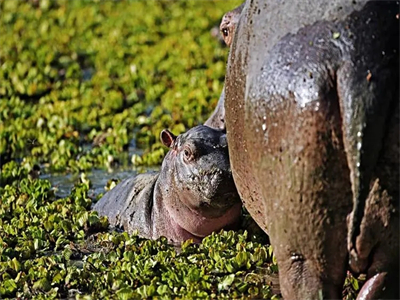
[157,125,242,238]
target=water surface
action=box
[41,166,159,199]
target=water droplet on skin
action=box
[357,131,362,137]
[263,115,266,120]
[262,124,267,131]
[357,142,362,150]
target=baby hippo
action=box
[93,125,242,244]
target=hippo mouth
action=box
[174,163,241,218]
[196,191,241,218]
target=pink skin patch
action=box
[166,199,242,238]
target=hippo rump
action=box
[93,125,241,245]
[206,1,399,299]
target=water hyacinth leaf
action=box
[136,284,156,298]
[218,274,235,291]
[351,277,359,290]
[157,284,171,295]
[32,278,51,292]
[52,272,64,285]
[8,258,21,272]
[236,281,249,293]
[181,238,193,252]
[76,211,89,227]
[116,287,135,300]
[235,251,250,268]
[184,267,201,284]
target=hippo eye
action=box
[222,28,229,37]
[183,147,194,161]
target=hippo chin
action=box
[93,125,241,245]
[207,1,399,299]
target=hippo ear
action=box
[160,129,177,148]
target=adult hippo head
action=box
[207,0,399,299]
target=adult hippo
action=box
[207,1,399,299]
[93,125,241,245]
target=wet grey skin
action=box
[93,125,242,245]
[206,0,399,299]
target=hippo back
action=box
[93,172,159,238]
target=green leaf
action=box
[1,279,17,295]
[33,278,51,292]
[351,277,359,290]
[235,251,250,268]
[8,258,21,272]
[116,287,134,300]
[157,284,171,295]
[218,274,235,291]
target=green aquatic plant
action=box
[0,0,237,172]
[0,162,280,299]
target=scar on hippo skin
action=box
[93,125,242,245]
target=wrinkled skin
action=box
[94,125,241,245]
[209,0,399,299]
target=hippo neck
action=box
[153,178,241,240]
[151,180,202,243]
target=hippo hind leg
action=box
[246,88,353,299]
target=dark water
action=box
[40,141,160,199]
[41,168,136,199]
